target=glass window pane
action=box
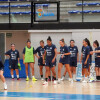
[83,0,100,22]
[0,3,9,23]
[10,2,31,23]
[60,0,82,22]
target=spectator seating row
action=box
[0,4,49,8]
[0,0,34,1]
[0,11,31,15]
[76,2,100,6]
[68,10,100,14]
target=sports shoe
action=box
[17,78,21,81]
[88,77,94,83]
[69,78,73,83]
[61,76,65,81]
[32,77,37,81]
[4,83,7,90]
[82,80,87,83]
[57,79,61,84]
[41,78,44,81]
[26,77,29,81]
[43,81,48,85]
[69,78,72,81]
[53,80,57,85]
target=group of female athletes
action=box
[0,36,100,90]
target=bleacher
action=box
[0,0,100,23]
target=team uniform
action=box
[35,46,45,66]
[23,46,35,63]
[0,56,4,71]
[23,46,37,81]
[68,46,78,67]
[95,47,100,67]
[45,44,56,67]
[5,49,20,70]
[82,46,90,69]
[59,45,70,65]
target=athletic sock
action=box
[17,75,19,79]
[45,78,48,82]
[96,76,99,80]
[54,77,56,80]
[27,76,29,78]
[73,74,76,80]
[58,78,61,81]
[85,77,88,81]
[32,76,35,78]
[52,76,54,80]
[48,76,51,79]
[98,76,100,80]
[11,75,14,79]
[4,82,6,86]
[4,82,7,88]
[41,75,43,78]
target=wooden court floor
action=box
[0,78,100,100]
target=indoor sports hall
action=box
[0,0,100,100]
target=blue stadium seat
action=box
[0,5,9,8]
[92,10,100,13]
[1,12,9,15]
[36,4,49,7]
[11,12,21,14]
[80,10,91,13]
[88,3,99,6]
[20,11,31,14]
[76,3,87,6]
[19,4,31,7]
[68,10,79,14]
[10,5,19,8]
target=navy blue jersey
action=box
[45,44,56,59]
[35,46,45,57]
[60,45,70,61]
[68,46,78,59]
[95,47,100,59]
[5,49,20,61]
[82,46,90,61]
[23,46,35,54]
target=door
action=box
[0,33,5,63]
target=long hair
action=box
[47,36,52,41]
[94,40,99,47]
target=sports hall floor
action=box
[0,79,100,100]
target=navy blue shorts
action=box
[9,60,18,70]
[45,58,56,68]
[82,60,89,69]
[59,58,70,65]
[38,57,45,66]
[95,58,100,67]
[70,58,77,67]
[0,61,4,71]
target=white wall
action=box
[6,31,29,59]
[29,30,100,79]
